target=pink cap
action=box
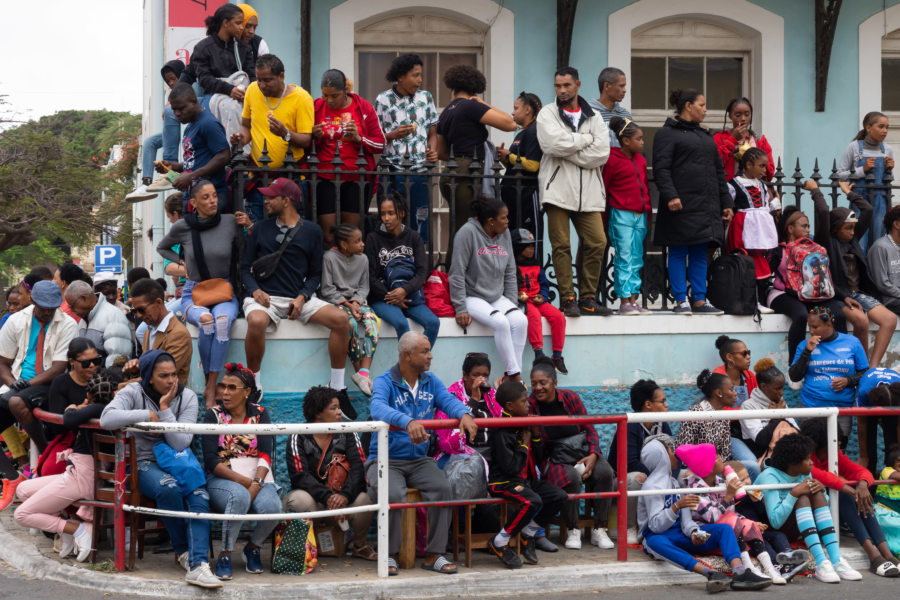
[675,443,717,478]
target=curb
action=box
[0,521,874,599]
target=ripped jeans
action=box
[182,280,238,376]
[138,460,211,569]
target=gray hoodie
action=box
[867,234,900,309]
[637,439,701,537]
[320,249,368,305]
[448,218,518,313]
[100,381,198,462]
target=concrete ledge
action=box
[0,516,874,599]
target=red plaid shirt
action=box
[528,389,601,488]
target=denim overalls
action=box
[854,139,888,253]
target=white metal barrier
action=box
[627,407,841,524]
[125,419,391,578]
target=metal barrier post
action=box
[376,422,389,578]
[826,409,840,525]
[615,417,628,561]
[114,430,127,572]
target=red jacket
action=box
[713,131,775,181]
[601,147,651,213]
[312,93,385,180]
[712,365,758,397]
[810,451,874,490]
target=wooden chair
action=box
[90,433,141,569]
[398,488,422,569]
[452,501,517,568]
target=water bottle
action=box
[723,464,746,499]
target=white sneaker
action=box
[763,564,787,585]
[176,550,190,572]
[185,562,224,589]
[145,174,174,192]
[748,562,769,580]
[73,523,93,562]
[125,185,157,203]
[815,559,841,583]
[58,532,75,558]
[834,557,863,581]
[757,303,775,314]
[351,372,373,396]
[590,527,614,549]
[564,528,582,549]
[626,526,640,546]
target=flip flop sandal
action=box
[421,555,458,574]
[352,544,378,561]
[387,556,399,576]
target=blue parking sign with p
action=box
[94,245,122,273]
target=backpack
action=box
[423,270,455,317]
[707,250,757,315]
[782,238,835,301]
[384,256,425,306]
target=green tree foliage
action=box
[0,110,140,254]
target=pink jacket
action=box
[433,379,502,458]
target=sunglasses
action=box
[732,350,751,357]
[75,357,103,368]
[217,383,248,392]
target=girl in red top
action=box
[712,335,761,481]
[800,418,900,576]
[714,97,775,181]
[311,69,386,246]
[602,117,651,315]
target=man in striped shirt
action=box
[588,67,632,148]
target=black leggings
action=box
[769,294,847,361]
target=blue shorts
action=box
[849,291,882,313]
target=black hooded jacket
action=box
[652,116,732,247]
[364,224,428,303]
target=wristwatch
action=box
[252,477,263,486]
[283,130,292,143]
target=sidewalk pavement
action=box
[0,511,872,599]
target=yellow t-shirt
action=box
[242,82,314,168]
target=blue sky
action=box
[3,1,143,121]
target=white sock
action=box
[741,550,754,570]
[522,520,540,537]
[757,551,779,574]
[253,371,262,388]
[330,368,346,390]
[74,523,86,537]
[493,529,511,548]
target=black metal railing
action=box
[228,141,899,312]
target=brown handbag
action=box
[316,435,351,492]
[190,278,234,307]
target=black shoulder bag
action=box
[250,221,302,281]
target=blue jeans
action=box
[206,476,282,552]
[643,523,740,572]
[730,437,761,481]
[839,490,887,546]
[137,460,211,569]
[609,208,647,298]
[371,301,440,348]
[182,280,238,375]
[388,173,431,242]
[140,106,180,179]
[667,243,708,302]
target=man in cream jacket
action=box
[537,66,611,318]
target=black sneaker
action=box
[578,297,613,316]
[336,388,358,420]
[705,571,730,594]
[562,297,580,318]
[552,356,569,375]
[520,535,539,565]
[691,300,724,315]
[730,568,772,591]
[488,538,522,569]
[534,536,558,552]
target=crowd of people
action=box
[2,1,900,593]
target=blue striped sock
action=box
[814,506,841,564]
[795,506,827,565]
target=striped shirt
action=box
[587,99,632,148]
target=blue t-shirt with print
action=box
[792,332,869,407]
[18,316,43,381]
[857,368,900,406]
[182,109,229,191]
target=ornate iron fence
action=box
[229,142,898,311]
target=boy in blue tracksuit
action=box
[366,332,477,575]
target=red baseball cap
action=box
[258,177,302,205]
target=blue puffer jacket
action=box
[369,364,471,460]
